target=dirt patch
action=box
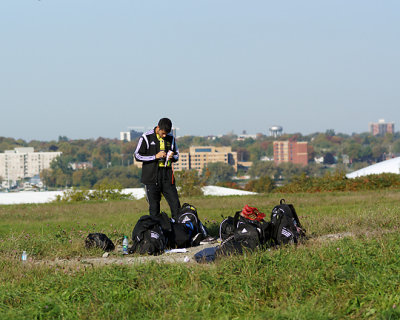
[35,242,219,268]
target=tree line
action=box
[1,129,399,189]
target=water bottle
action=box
[22,251,27,262]
[122,236,129,255]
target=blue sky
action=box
[1,1,399,140]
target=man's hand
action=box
[156,151,166,159]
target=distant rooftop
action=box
[4,147,35,154]
[346,157,400,178]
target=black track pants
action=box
[145,169,180,220]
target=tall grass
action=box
[0,190,400,319]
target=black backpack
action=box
[219,215,236,241]
[218,211,271,254]
[85,233,115,252]
[173,203,208,247]
[129,215,166,255]
[270,199,306,246]
[234,215,271,249]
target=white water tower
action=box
[269,126,283,138]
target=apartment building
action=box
[273,141,308,166]
[0,147,62,183]
[173,146,238,172]
[369,119,394,136]
[172,152,190,171]
[133,146,238,172]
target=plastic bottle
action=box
[22,251,27,262]
[122,236,129,255]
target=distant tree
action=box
[76,152,88,162]
[92,158,105,169]
[40,169,55,187]
[176,136,196,151]
[121,141,137,165]
[304,163,326,177]
[266,143,274,157]
[58,136,69,142]
[50,156,73,175]
[175,170,203,196]
[312,133,335,152]
[201,162,235,185]
[307,145,316,162]
[245,175,275,193]
[248,161,278,179]
[72,169,98,188]
[277,162,302,182]
[393,140,400,154]
[343,141,362,161]
[248,144,265,162]
[383,133,394,144]
[72,170,85,187]
[371,144,386,161]
[55,169,71,187]
[359,145,372,161]
[58,142,74,154]
[100,144,112,163]
[96,166,141,188]
[325,129,335,137]
[215,133,237,147]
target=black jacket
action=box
[134,128,179,184]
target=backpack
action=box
[85,233,115,252]
[234,215,271,250]
[170,223,195,248]
[173,203,208,246]
[216,219,269,257]
[218,207,271,254]
[129,215,166,255]
[219,215,236,241]
[270,199,306,246]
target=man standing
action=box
[134,118,181,220]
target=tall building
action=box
[369,119,394,136]
[273,140,308,166]
[0,148,62,183]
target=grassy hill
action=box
[0,190,399,319]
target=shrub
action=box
[245,175,275,193]
[276,172,400,193]
[174,170,204,196]
[55,180,133,202]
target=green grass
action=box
[1,190,400,319]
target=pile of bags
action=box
[215,199,306,257]
[85,203,213,255]
[128,203,213,255]
[85,199,307,261]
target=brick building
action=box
[273,141,308,166]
